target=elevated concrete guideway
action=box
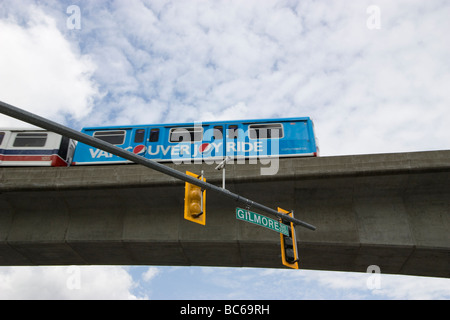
[0,150,449,278]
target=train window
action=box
[0,132,4,145]
[93,130,126,145]
[249,123,283,139]
[134,129,145,143]
[169,127,203,143]
[13,133,48,147]
[149,129,160,142]
[228,125,238,139]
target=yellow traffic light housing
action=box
[278,207,299,269]
[184,171,206,225]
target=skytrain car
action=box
[71,117,318,165]
[0,128,75,167]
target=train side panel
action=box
[0,129,74,167]
[72,118,318,165]
[72,127,137,165]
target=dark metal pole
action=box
[0,100,316,231]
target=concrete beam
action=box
[0,150,449,278]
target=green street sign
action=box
[236,207,289,236]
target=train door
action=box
[200,124,225,162]
[225,123,246,160]
[132,128,148,158]
[145,127,163,161]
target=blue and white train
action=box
[0,117,318,167]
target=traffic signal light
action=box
[278,207,299,269]
[184,171,206,225]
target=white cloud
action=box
[0,266,140,300]
[0,4,100,127]
[51,0,450,157]
[158,267,450,300]
[2,265,449,300]
[286,269,450,300]
[2,0,450,153]
[142,267,160,282]
[372,274,450,300]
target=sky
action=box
[0,0,449,300]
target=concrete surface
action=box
[0,150,449,278]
